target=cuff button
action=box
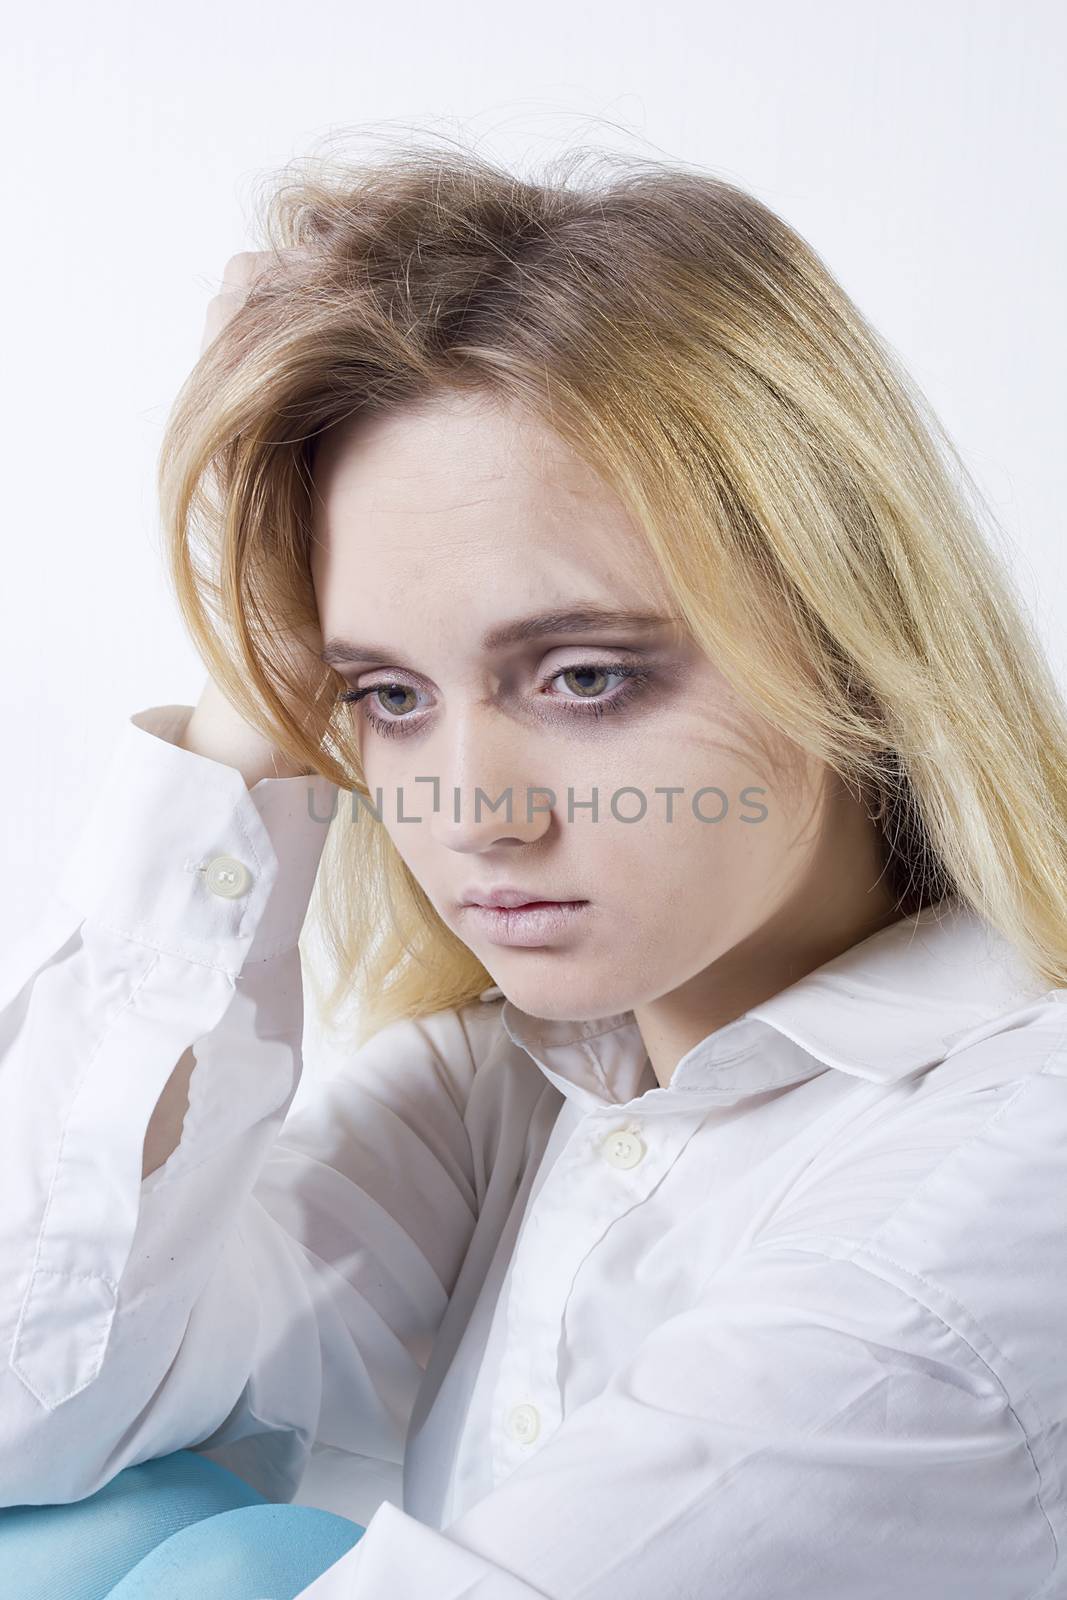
[204,854,254,899]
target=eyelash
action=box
[335,661,652,740]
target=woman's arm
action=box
[293,1241,1058,1599]
[140,674,310,1181]
[0,705,482,1507]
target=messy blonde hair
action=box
[157,130,1067,1048]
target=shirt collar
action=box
[488,900,1053,1113]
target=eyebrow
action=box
[319,605,681,671]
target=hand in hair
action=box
[198,249,300,358]
[177,672,316,789]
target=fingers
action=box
[198,248,301,358]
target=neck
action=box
[634,773,905,1089]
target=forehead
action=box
[314,389,601,515]
[308,390,668,614]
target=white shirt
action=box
[1,703,1065,1600]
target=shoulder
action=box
[850,995,1067,1299]
[337,990,528,1100]
[788,991,1067,1249]
[773,994,1067,1432]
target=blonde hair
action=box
[157,133,1067,1048]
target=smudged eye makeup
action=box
[335,660,654,740]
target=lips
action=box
[461,900,591,947]
[461,887,585,910]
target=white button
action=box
[203,855,253,899]
[505,1403,540,1444]
[601,1128,646,1169]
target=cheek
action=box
[349,723,421,806]
[373,817,436,900]
[584,709,769,824]
[584,737,806,899]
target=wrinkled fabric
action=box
[1,704,1065,1598]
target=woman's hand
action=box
[198,249,281,358]
[178,675,314,787]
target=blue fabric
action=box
[0,1449,366,1600]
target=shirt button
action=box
[505,1403,541,1444]
[601,1128,646,1169]
[203,855,253,899]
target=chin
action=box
[493,975,637,1024]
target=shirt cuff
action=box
[55,704,339,968]
[295,1500,550,1599]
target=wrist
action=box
[178,708,310,787]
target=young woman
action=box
[1,142,1065,1600]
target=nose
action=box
[426,715,553,851]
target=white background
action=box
[1,1,1063,1070]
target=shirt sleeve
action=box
[0,704,481,1508]
[290,1244,1056,1600]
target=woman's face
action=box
[309,389,894,1044]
